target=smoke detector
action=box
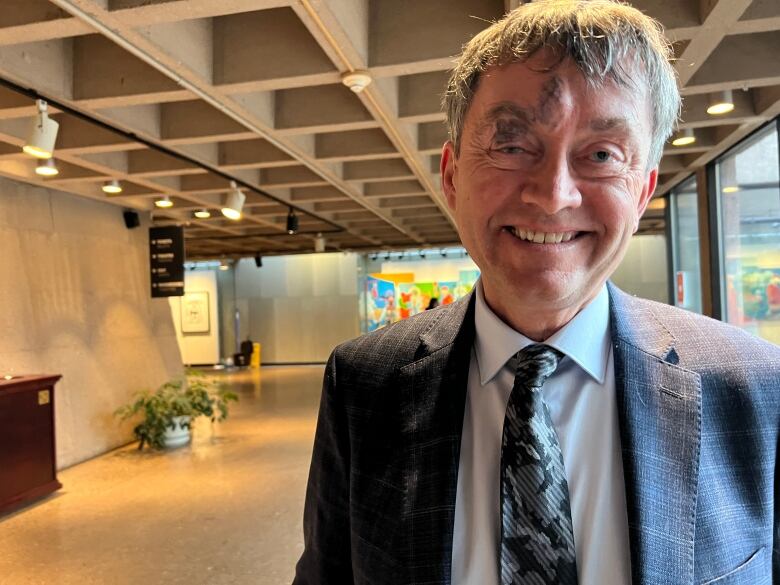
[341,71,372,93]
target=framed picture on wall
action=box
[181,291,210,334]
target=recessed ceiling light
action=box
[672,128,696,147]
[194,209,211,219]
[706,90,735,115]
[102,179,122,194]
[155,196,173,208]
[722,186,740,193]
[23,99,59,159]
[35,158,59,177]
[341,71,373,93]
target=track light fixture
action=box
[102,179,123,194]
[706,90,735,115]
[286,208,299,235]
[23,99,59,159]
[221,181,245,220]
[254,254,263,268]
[155,196,173,208]
[671,128,696,147]
[314,232,326,253]
[194,209,211,219]
[35,158,59,177]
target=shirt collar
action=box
[473,279,611,386]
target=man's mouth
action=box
[504,227,581,244]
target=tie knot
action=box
[514,344,564,388]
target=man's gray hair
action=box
[443,0,681,168]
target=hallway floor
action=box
[0,366,324,585]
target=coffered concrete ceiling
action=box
[0,0,778,258]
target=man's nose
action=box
[519,154,582,215]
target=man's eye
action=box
[590,150,613,162]
[497,146,525,154]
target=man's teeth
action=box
[508,227,577,243]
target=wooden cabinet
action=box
[0,375,62,516]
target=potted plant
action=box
[115,371,238,450]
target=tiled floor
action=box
[0,366,324,585]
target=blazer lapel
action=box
[396,294,475,585]
[608,283,702,585]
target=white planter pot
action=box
[163,415,191,448]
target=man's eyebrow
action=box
[589,117,631,132]
[476,102,534,135]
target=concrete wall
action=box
[232,253,360,363]
[168,270,220,365]
[0,177,182,469]
[612,234,670,304]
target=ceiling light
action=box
[706,90,735,115]
[219,262,229,271]
[314,233,326,253]
[23,99,59,159]
[102,179,123,194]
[221,181,245,220]
[671,128,696,147]
[341,71,372,93]
[286,208,299,235]
[35,158,59,177]
[194,209,211,219]
[722,186,740,193]
[155,196,173,208]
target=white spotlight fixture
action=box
[221,181,245,220]
[155,196,173,208]
[286,208,299,235]
[341,70,373,93]
[706,90,735,115]
[671,128,696,147]
[23,99,59,159]
[194,209,211,219]
[35,158,59,177]
[102,179,123,194]
[314,232,326,253]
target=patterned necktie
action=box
[500,344,578,585]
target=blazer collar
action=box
[398,292,476,585]
[608,282,702,585]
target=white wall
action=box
[168,270,221,365]
[612,234,669,303]
[233,253,360,363]
[0,177,182,469]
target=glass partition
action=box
[715,121,780,344]
[669,175,703,314]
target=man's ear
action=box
[633,167,658,233]
[441,140,457,212]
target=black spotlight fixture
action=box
[286,208,299,235]
[254,254,263,268]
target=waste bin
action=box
[251,342,261,368]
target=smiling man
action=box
[294,2,780,585]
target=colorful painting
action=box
[366,276,398,332]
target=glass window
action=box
[716,121,780,345]
[669,175,703,314]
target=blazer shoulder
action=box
[628,295,780,384]
[331,300,464,377]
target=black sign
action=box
[149,226,185,297]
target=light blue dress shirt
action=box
[452,281,632,584]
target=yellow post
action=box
[251,342,261,368]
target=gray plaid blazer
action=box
[294,283,780,585]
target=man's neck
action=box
[480,281,601,341]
